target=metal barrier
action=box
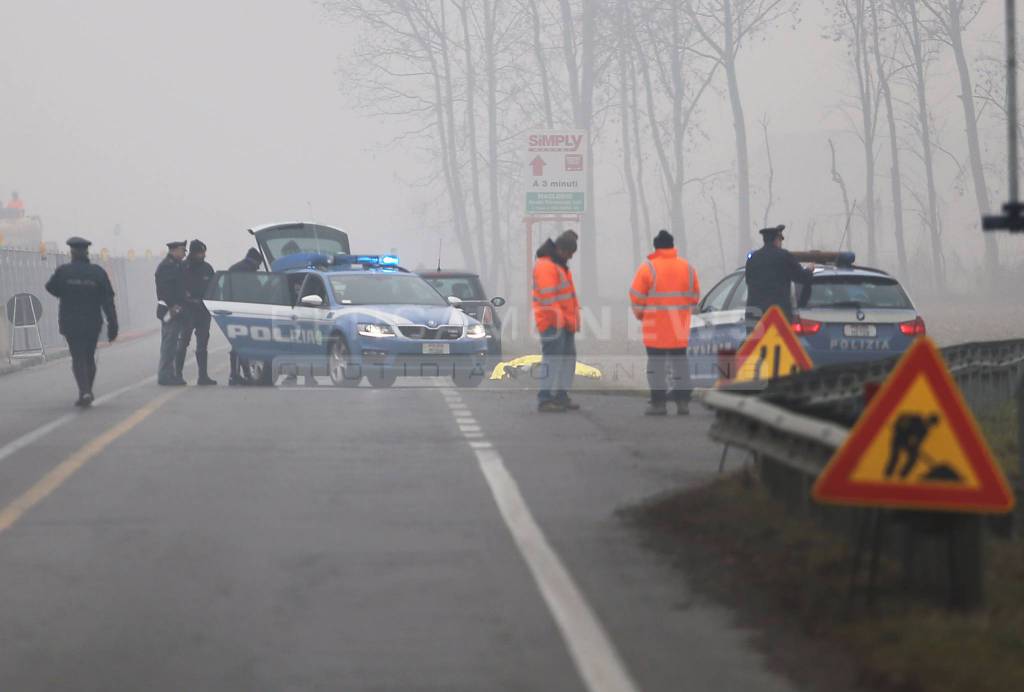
[0,248,158,361]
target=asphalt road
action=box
[0,333,797,692]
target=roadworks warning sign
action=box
[728,306,813,384]
[812,337,1014,513]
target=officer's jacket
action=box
[183,258,216,309]
[629,248,700,349]
[45,258,117,336]
[532,240,579,333]
[744,245,814,321]
[154,255,186,307]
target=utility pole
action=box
[983,0,1024,230]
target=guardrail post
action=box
[948,515,984,610]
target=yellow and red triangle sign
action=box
[813,337,1014,513]
[727,305,813,384]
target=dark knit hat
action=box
[189,239,207,254]
[554,230,578,254]
[653,229,674,249]
[245,247,263,262]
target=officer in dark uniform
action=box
[227,247,262,385]
[744,225,814,322]
[176,239,217,385]
[44,237,118,407]
[155,240,188,385]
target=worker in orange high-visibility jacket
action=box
[629,230,700,416]
[533,230,580,413]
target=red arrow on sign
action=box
[530,155,546,176]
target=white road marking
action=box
[440,389,639,692]
[0,348,225,466]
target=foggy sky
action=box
[0,1,1017,287]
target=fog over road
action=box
[0,333,796,691]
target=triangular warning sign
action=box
[813,338,1014,513]
[725,306,813,384]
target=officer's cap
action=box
[166,240,187,249]
[759,225,786,241]
[189,239,207,253]
[66,236,91,248]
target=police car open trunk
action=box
[249,223,351,268]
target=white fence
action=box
[0,248,158,361]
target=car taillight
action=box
[791,318,822,334]
[898,317,926,336]
[480,305,494,325]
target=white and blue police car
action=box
[688,252,925,384]
[204,249,490,388]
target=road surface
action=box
[0,333,796,691]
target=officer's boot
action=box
[174,350,187,383]
[196,351,217,386]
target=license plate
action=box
[422,343,450,355]
[843,324,876,337]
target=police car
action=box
[204,251,490,388]
[688,252,924,384]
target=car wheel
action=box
[452,370,484,388]
[243,358,274,386]
[367,372,397,388]
[328,337,362,388]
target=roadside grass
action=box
[624,469,1024,692]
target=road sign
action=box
[813,338,1015,513]
[524,129,587,214]
[5,293,43,326]
[727,306,813,384]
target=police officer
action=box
[156,240,188,385]
[44,237,118,407]
[745,225,814,322]
[226,247,262,385]
[176,239,217,385]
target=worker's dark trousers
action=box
[158,315,184,382]
[65,332,99,396]
[176,307,211,378]
[646,346,691,404]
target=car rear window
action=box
[802,276,912,309]
[423,276,486,301]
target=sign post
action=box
[522,129,587,333]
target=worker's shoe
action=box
[645,401,668,416]
[80,392,94,408]
[676,400,690,416]
[555,395,580,410]
[538,400,566,413]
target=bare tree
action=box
[892,0,945,286]
[685,0,800,261]
[919,0,999,278]
[831,0,882,264]
[870,0,909,276]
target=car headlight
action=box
[466,324,487,339]
[357,323,396,338]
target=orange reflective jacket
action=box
[629,249,700,348]
[532,256,580,333]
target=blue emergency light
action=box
[334,254,400,267]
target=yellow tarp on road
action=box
[489,355,602,380]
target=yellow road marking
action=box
[0,389,182,534]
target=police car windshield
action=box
[329,274,448,306]
[802,276,912,310]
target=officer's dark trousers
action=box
[65,332,99,396]
[646,346,691,404]
[176,307,211,376]
[158,316,184,382]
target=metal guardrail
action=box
[697,340,1024,609]
[749,339,1024,425]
